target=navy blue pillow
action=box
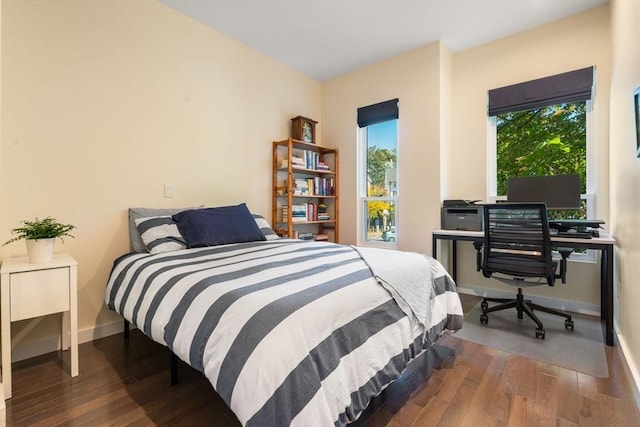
[172,203,266,248]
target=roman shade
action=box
[357,98,399,127]
[488,66,594,116]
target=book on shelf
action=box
[285,177,333,196]
[288,148,323,170]
[293,179,309,195]
[291,204,307,221]
[281,157,306,169]
[306,202,317,222]
[292,156,306,168]
[317,161,330,171]
[317,214,330,221]
[314,234,329,241]
[280,149,332,172]
[282,205,305,221]
[298,232,314,240]
[281,176,333,197]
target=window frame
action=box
[487,99,597,262]
[357,123,399,248]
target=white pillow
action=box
[134,216,187,254]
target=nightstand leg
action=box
[62,312,70,351]
[0,385,5,425]
[69,265,78,377]
[1,273,12,399]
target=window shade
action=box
[357,98,399,127]
[488,67,594,116]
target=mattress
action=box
[105,239,463,426]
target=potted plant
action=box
[3,217,76,263]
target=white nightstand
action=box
[0,253,78,399]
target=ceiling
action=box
[158,0,608,82]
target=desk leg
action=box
[433,237,458,283]
[602,245,614,346]
[432,235,438,259]
[451,240,458,283]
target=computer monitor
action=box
[506,174,581,210]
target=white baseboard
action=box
[457,285,600,316]
[616,332,640,410]
[10,319,130,363]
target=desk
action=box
[432,229,616,346]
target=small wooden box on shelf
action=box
[272,138,339,243]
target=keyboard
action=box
[548,219,605,228]
[554,231,593,239]
[548,218,604,239]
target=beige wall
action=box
[1,0,320,354]
[449,6,611,309]
[322,42,448,254]
[610,0,640,395]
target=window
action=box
[357,99,399,244]
[488,67,596,259]
[494,101,591,220]
[488,67,595,218]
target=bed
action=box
[105,204,463,426]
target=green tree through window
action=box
[367,146,396,196]
[497,102,586,194]
[361,120,398,242]
[496,102,587,219]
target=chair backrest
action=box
[482,203,556,286]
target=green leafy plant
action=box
[3,217,76,246]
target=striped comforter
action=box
[105,240,463,426]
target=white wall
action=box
[1,0,320,355]
[609,0,640,398]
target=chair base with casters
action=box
[479,285,574,339]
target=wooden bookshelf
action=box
[272,138,339,242]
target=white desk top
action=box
[432,229,615,245]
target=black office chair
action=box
[476,203,574,339]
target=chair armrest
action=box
[556,247,573,283]
[473,241,484,272]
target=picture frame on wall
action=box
[635,86,640,158]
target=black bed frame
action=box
[124,319,180,385]
[122,318,452,425]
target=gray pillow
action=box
[128,206,202,252]
[252,214,280,240]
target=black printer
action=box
[441,200,483,231]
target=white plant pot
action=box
[25,238,56,264]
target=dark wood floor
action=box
[5,294,639,426]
